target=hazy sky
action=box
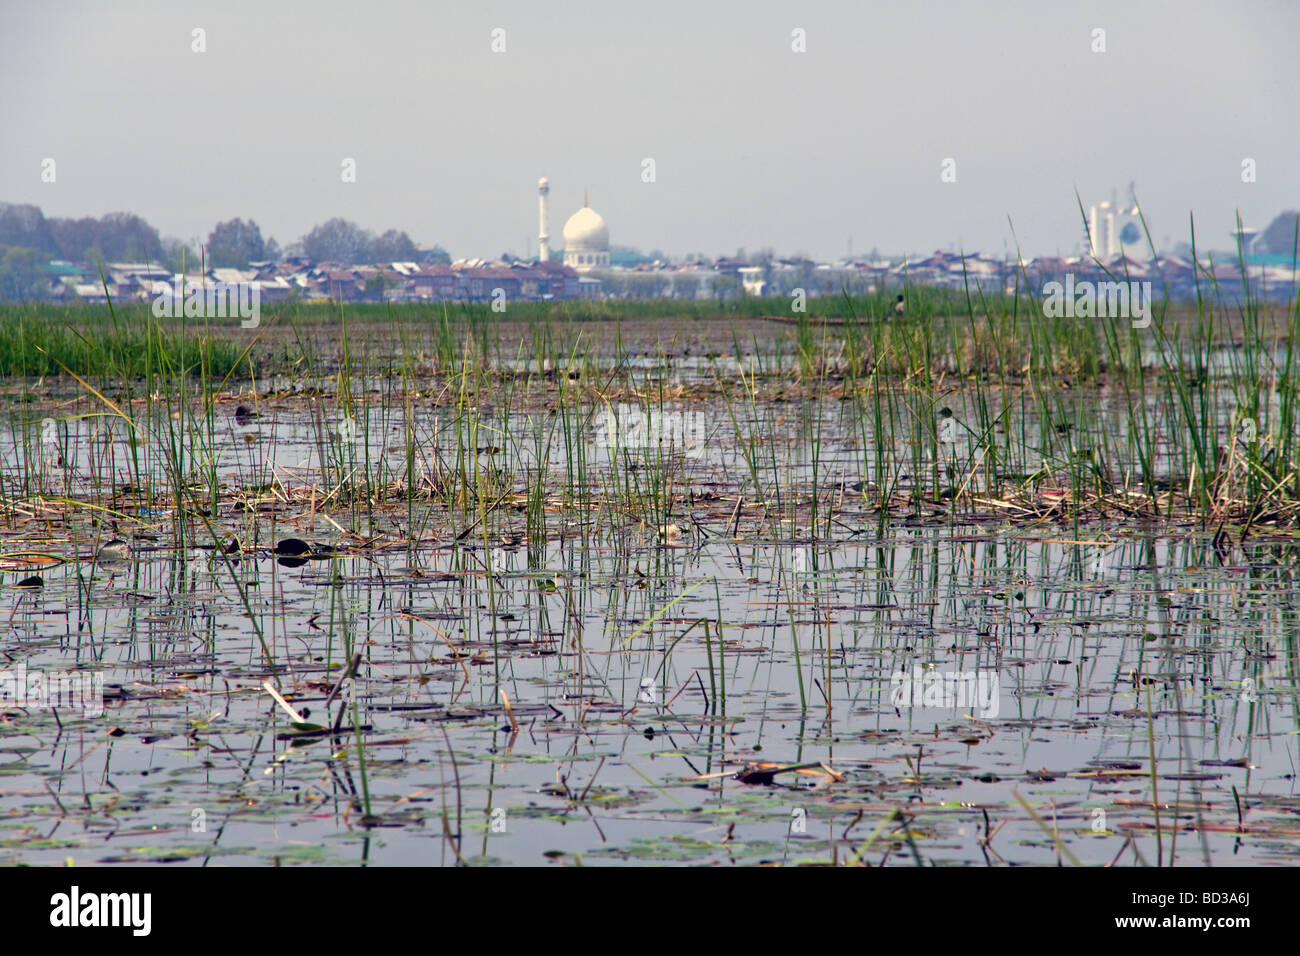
[3,0,1296,261]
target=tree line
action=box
[0,203,430,272]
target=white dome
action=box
[562,206,609,252]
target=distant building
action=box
[609,247,654,268]
[1087,188,1151,261]
[738,266,766,296]
[412,265,457,300]
[563,197,610,272]
[668,266,721,300]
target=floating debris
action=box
[273,538,311,557]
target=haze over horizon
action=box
[2,0,1296,262]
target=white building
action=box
[563,198,610,272]
[1088,192,1151,261]
[738,266,766,296]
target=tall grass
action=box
[3,215,1298,553]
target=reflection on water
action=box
[1,378,1297,866]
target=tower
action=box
[1088,201,1115,258]
[538,177,551,263]
[1089,190,1150,261]
[1230,226,1259,254]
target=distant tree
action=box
[620,273,671,298]
[207,218,265,268]
[0,245,48,301]
[420,245,451,265]
[797,261,815,290]
[0,205,172,263]
[95,212,163,263]
[262,237,281,262]
[710,274,740,300]
[370,229,418,262]
[48,212,162,264]
[0,204,56,256]
[161,237,198,274]
[301,218,372,264]
[1259,211,1300,256]
[48,216,100,262]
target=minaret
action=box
[538,177,550,263]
